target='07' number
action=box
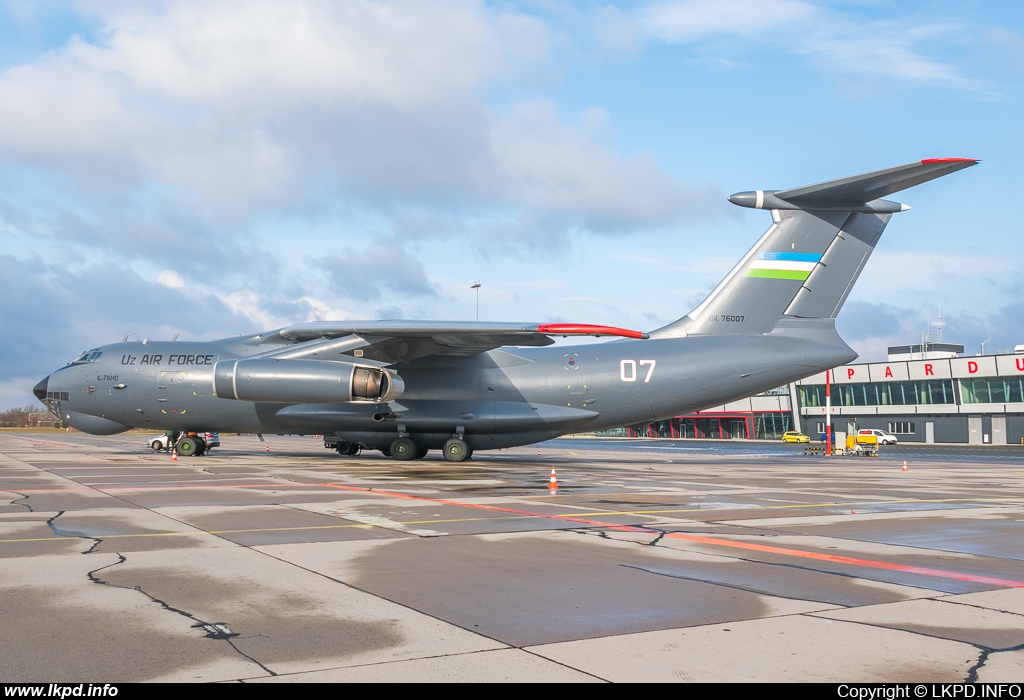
[620,359,656,383]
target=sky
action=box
[1,0,1023,409]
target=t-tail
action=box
[651,158,977,338]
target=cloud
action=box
[0,0,705,252]
[0,253,256,407]
[324,236,439,303]
[641,0,814,42]
[490,101,723,230]
[157,270,186,289]
[639,0,988,93]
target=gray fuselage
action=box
[38,321,854,452]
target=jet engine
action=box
[212,359,404,404]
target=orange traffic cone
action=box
[548,466,558,491]
[902,461,908,472]
[265,442,270,453]
[171,447,177,462]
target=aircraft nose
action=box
[33,376,48,402]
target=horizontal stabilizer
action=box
[729,158,977,211]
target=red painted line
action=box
[4,471,1021,589]
[661,532,1024,589]
[318,483,1024,589]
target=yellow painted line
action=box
[4,494,1020,544]
[0,514,538,544]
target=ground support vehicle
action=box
[846,433,879,457]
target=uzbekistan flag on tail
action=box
[745,252,821,280]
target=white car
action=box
[857,429,898,445]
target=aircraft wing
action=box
[266,321,648,364]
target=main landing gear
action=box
[381,435,472,462]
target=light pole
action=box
[471,282,481,321]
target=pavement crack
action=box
[966,648,991,683]
[645,528,667,547]
[45,510,66,535]
[938,598,1024,620]
[5,490,34,512]
[87,553,127,584]
[87,554,278,677]
[621,563,814,601]
[967,641,1024,683]
[46,510,103,554]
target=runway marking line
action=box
[314,483,1024,589]
[2,475,1023,589]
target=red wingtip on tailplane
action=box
[537,324,648,339]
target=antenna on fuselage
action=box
[172,334,180,341]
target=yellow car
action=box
[782,431,810,443]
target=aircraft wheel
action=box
[335,441,360,456]
[390,437,418,461]
[442,438,470,463]
[176,436,199,457]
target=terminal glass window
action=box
[961,377,1024,404]
[800,380,954,407]
[754,413,790,439]
[677,418,697,438]
[888,422,916,434]
[696,418,721,439]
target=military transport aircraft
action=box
[35,159,976,461]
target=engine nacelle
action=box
[212,359,404,404]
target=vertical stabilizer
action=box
[651,159,977,338]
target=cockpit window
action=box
[71,350,103,365]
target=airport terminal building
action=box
[623,344,1024,444]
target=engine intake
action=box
[213,359,404,404]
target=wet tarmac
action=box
[1,432,1022,682]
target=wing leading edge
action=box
[264,321,648,364]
